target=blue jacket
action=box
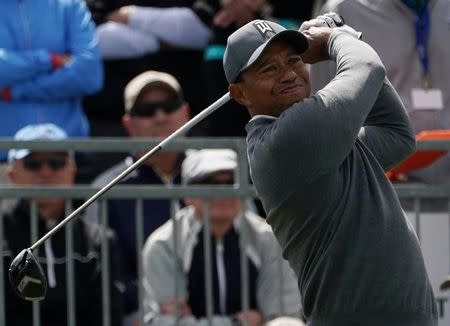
[0,0,103,160]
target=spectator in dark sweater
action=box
[87,70,190,325]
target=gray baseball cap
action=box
[223,19,309,83]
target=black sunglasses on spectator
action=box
[22,155,68,172]
[130,98,183,117]
[190,176,235,185]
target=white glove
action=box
[300,12,362,40]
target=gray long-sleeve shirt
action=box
[246,31,437,325]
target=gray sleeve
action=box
[257,233,302,320]
[358,78,416,171]
[268,32,386,173]
[142,238,188,324]
[310,60,337,94]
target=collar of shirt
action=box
[248,114,277,124]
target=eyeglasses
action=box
[22,156,68,172]
[129,98,183,117]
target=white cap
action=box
[124,70,183,112]
[182,149,237,184]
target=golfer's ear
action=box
[229,83,251,107]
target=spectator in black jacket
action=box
[3,123,123,326]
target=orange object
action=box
[387,130,450,181]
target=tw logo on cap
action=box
[253,20,275,39]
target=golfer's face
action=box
[240,41,310,116]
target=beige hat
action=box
[124,70,183,113]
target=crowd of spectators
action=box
[1,0,449,325]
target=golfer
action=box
[224,15,437,326]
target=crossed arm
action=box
[0,1,103,101]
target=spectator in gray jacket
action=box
[142,149,302,326]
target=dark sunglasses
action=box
[191,176,235,185]
[22,156,68,172]
[130,98,183,117]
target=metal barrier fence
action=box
[0,137,449,326]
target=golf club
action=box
[9,92,231,301]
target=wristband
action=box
[50,53,65,70]
[1,88,12,102]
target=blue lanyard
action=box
[413,6,431,85]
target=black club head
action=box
[9,249,47,301]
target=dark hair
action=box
[234,72,244,83]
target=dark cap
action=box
[223,19,309,83]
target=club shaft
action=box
[30,92,231,251]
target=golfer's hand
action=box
[300,12,362,40]
[300,12,344,31]
[300,26,333,64]
[234,310,262,326]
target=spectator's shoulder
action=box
[61,0,94,20]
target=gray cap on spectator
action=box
[124,70,184,112]
[223,19,309,83]
[8,123,68,163]
[181,149,237,184]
